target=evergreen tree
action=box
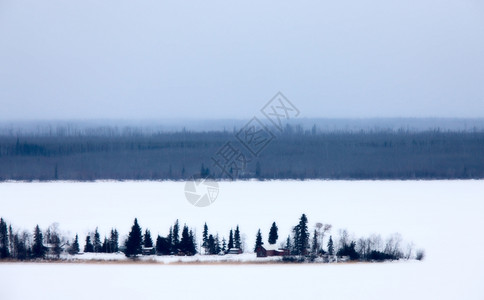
[189,229,197,255]
[0,218,9,258]
[285,235,292,251]
[32,225,46,258]
[144,229,153,248]
[125,218,143,257]
[254,229,263,251]
[327,236,334,256]
[268,222,278,245]
[172,220,180,252]
[8,225,14,258]
[101,237,109,253]
[93,228,102,253]
[234,225,241,249]
[214,234,221,254]
[296,214,309,255]
[84,235,94,253]
[51,231,62,258]
[167,226,173,253]
[202,223,209,254]
[179,225,193,255]
[207,234,216,254]
[109,229,119,253]
[68,234,80,255]
[228,229,234,249]
[311,229,319,254]
[221,237,227,253]
[13,233,28,260]
[155,235,171,255]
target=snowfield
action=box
[0,180,483,299]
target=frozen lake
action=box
[0,180,483,299]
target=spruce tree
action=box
[172,220,180,252]
[285,235,292,251]
[32,225,46,258]
[189,229,197,255]
[327,235,334,256]
[297,214,309,255]
[207,234,216,254]
[144,229,153,248]
[109,229,119,253]
[51,231,62,258]
[268,222,278,245]
[167,227,173,253]
[155,235,171,255]
[125,218,143,257]
[311,229,319,254]
[0,218,9,258]
[214,234,221,254]
[93,228,102,253]
[221,237,227,253]
[202,223,209,254]
[179,225,192,255]
[8,225,14,258]
[254,229,263,251]
[228,229,234,249]
[101,237,108,252]
[84,235,94,253]
[14,233,28,260]
[68,234,80,255]
[234,225,241,249]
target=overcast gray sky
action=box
[0,0,483,120]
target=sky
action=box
[0,0,483,120]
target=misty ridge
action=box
[0,118,483,181]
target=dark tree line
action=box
[0,215,423,262]
[202,223,242,255]
[1,129,483,181]
[282,215,422,262]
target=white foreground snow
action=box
[0,180,483,299]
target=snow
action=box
[0,260,482,300]
[0,180,484,299]
[61,252,282,263]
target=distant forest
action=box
[0,124,483,180]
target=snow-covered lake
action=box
[0,180,483,299]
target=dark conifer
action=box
[228,229,234,249]
[144,229,153,248]
[172,220,180,252]
[234,225,241,249]
[84,235,94,253]
[311,229,319,254]
[125,218,143,257]
[254,229,263,251]
[0,218,9,258]
[93,228,102,253]
[207,234,216,254]
[268,222,278,245]
[296,214,309,255]
[32,225,46,258]
[155,235,171,255]
[179,225,192,255]
[327,235,334,256]
[109,229,119,253]
[189,229,197,255]
[68,234,80,255]
[202,223,209,254]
